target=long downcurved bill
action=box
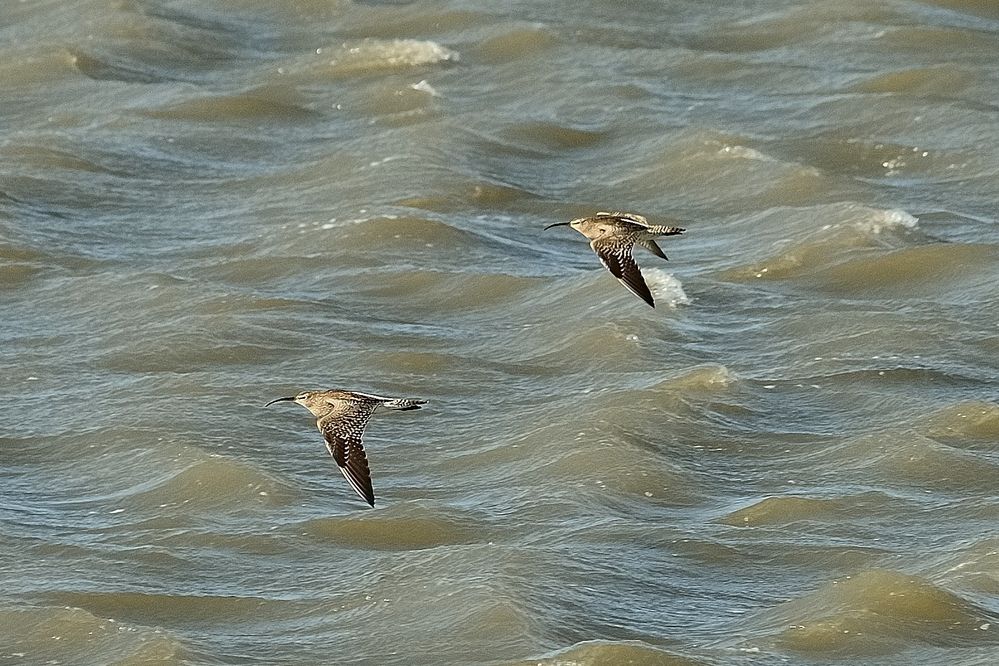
[264,396,296,407]
[544,222,571,230]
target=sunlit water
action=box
[2,1,998,664]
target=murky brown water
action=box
[2,1,998,664]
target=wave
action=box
[923,401,999,445]
[753,569,999,656]
[0,604,186,663]
[643,269,690,307]
[144,88,318,122]
[810,431,999,493]
[519,640,707,665]
[296,505,482,551]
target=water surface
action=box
[2,1,998,664]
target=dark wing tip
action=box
[594,240,656,308]
[320,412,377,509]
[619,268,656,307]
[337,457,376,508]
[627,280,655,307]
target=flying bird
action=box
[265,389,427,507]
[545,211,685,307]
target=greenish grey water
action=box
[2,1,998,664]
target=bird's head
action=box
[265,390,326,414]
[545,216,611,241]
[544,216,589,234]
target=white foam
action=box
[688,364,738,386]
[410,79,439,96]
[329,39,459,73]
[854,206,919,234]
[643,268,689,307]
[716,144,775,162]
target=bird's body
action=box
[265,389,427,507]
[545,211,685,307]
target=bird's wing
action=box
[317,401,378,507]
[338,391,426,411]
[596,211,650,227]
[345,391,396,403]
[590,236,655,308]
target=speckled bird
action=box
[545,211,685,307]
[265,389,427,507]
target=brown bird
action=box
[545,211,685,307]
[265,389,427,507]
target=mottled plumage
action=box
[545,211,685,307]
[265,389,427,507]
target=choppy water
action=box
[2,0,998,664]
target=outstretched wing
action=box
[317,400,378,507]
[590,236,655,308]
[596,211,650,227]
[349,392,427,411]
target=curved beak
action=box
[264,396,296,407]
[544,221,571,230]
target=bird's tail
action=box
[649,225,685,236]
[382,398,428,411]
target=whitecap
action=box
[716,144,775,161]
[856,207,919,234]
[328,39,459,74]
[410,79,439,96]
[643,268,689,307]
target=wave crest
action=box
[325,39,459,74]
